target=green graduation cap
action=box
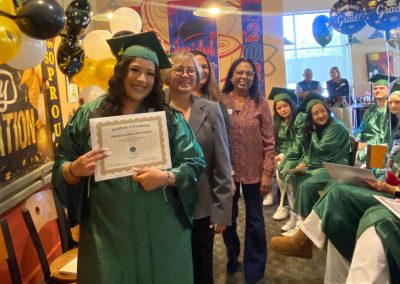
[390,81,400,95]
[368,74,396,86]
[268,87,296,103]
[106,31,171,69]
[298,92,326,113]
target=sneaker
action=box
[281,214,297,231]
[273,206,289,220]
[263,193,273,206]
[282,226,299,237]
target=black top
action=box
[326,78,351,106]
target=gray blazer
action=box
[188,96,232,225]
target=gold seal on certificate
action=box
[89,111,171,181]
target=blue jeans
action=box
[222,182,266,283]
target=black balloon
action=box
[57,37,85,77]
[65,0,92,36]
[312,15,333,48]
[330,0,366,35]
[15,0,66,40]
[363,0,400,32]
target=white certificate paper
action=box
[90,111,171,181]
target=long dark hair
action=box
[221,57,261,102]
[191,50,221,102]
[91,57,170,118]
[273,98,296,139]
[303,104,332,150]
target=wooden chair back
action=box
[349,136,359,166]
[0,219,22,284]
[22,189,73,283]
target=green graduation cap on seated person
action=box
[268,87,296,102]
[390,81,400,94]
[368,74,396,87]
[297,92,326,113]
[106,31,172,69]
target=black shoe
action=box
[227,260,241,274]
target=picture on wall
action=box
[366,52,394,79]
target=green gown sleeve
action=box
[305,120,350,169]
[167,112,205,224]
[284,112,306,161]
[276,123,290,154]
[52,102,97,225]
[353,105,388,145]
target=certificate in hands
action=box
[90,111,171,181]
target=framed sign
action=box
[366,52,394,79]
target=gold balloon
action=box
[95,58,116,90]
[36,126,51,158]
[0,16,21,64]
[72,57,99,89]
[0,0,16,15]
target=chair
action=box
[349,136,359,166]
[0,219,22,284]
[22,189,78,283]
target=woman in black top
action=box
[326,66,352,132]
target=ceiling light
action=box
[193,0,237,17]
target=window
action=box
[284,12,352,97]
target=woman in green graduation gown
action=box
[264,88,305,225]
[270,89,400,284]
[284,93,350,236]
[52,32,205,284]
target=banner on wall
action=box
[41,39,64,153]
[0,64,43,183]
[167,0,220,82]
[241,0,265,95]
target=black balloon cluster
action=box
[0,0,66,39]
[57,0,92,77]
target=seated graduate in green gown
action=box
[347,201,400,284]
[282,93,350,237]
[353,74,396,165]
[270,86,400,284]
[265,87,305,227]
[52,32,205,284]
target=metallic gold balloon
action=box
[0,16,21,64]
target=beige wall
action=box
[263,0,286,98]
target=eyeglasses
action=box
[173,66,197,76]
[235,70,255,77]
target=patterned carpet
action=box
[212,196,326,284]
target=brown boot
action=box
[270,229,313,259]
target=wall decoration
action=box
[167,0,220,82]
[366,51,394,78]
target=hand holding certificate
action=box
[90,111,171,181]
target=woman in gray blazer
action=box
[166,51,233,284]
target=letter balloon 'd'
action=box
[330,0,366,35]
[15,0,66,40]
[363,0,400,32]
[312,15,334,48]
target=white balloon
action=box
[79,85,105,104]
[83,30,114,60]
[7,33,46,70]
[110,7,142,34]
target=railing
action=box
[0,162,54,214]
